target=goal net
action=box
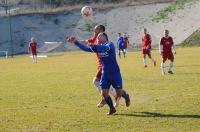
[37,41,64,57]
[0,51,8,58]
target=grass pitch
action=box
[0,47,200,132]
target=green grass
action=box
[0,47,200,131]
[152,0,193,22]
[181,29,200,47]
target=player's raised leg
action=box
[115,89,130,107]
[112,73,130,107]
[93,77,107,108]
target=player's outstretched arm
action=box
[74,41,93,52]
[67,37,93,52]
[79,40,88,45]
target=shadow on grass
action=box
[175,73,200,75]
[174,65,200,68]
[115,112,200,119]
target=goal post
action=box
[37,41,64,57]
[0,51,8,58]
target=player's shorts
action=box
[95,65,102,79]
[100,71,122,90]
[123,43,128,49]
[31,50,37,55]
[118,45,124,51]
[162,52,174,63]
[142,48,151,55]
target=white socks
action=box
[110,87,117,98]
[161,61,174,74]
[93,79,102,94]
[169,61,173,71]
[161,62,165,75]
[143,58,147,66]
[151,57,155,63]
[123,49,127,57]
[32,56,37,63]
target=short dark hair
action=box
[101,32,109,41]
[98,25,105,32]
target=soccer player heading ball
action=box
[79,25,129,109]
[67,33,130,115]
[159,29,176,75]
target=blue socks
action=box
[122,90,129,101]
[105,96,114,109]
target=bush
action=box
[152,0,193,22]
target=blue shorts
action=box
[118,46,124,51]
[100,71,122,89]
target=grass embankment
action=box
[181,29,200,47]
[4,0,173,16]
[152,0,193,22]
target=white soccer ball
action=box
[81,6,93,17]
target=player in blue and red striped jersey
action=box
[67,32,131,115]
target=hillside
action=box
[0,1,171,55]
[182,29,200,47]
[0,0,200,55]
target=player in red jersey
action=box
[141,28,156,68]
[159,29,176,75]
[123,33,129,57]
[28,37,38,63]
[80,25,118,108]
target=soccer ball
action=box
[81,6,93,17]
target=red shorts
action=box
[142,48,151,55]
[124,43,128,49]
[95,64,102,79]
[31,50,37,55]
[162,52,174,63]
